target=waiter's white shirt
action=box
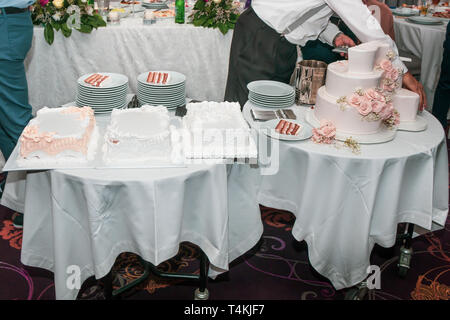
[252,0,407,72]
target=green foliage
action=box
[189,0,240,35]
[31,0,107,45]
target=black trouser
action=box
[224,7,297,108]
[432,48,450,130]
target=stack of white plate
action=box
[247,80,295,108]
[76,72,129,114]
[137,71,186,109]
[141,1,168,9]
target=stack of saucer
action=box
[137,71,186,109]
[76,72,129,114]
[247,80,295,109]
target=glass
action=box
[420,0,430,16]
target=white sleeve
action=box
[318,20,341,47]
[325,0,408,73]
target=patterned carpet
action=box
[0,146,449,300]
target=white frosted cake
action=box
[18,106,98,165]
[313,41,402,137]
[103,105,179,163]
[182,101,257,159]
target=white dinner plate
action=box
[406,16,444,25]
[249,92,295,102]
[259,119,313,141]
[78,73,129,89]
[247,80,295,97]
[249,98,294,109]
[137,71,186,87]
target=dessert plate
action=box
[406,16,444,25]
[247,80,295,97]
[259,119,312,141]
[78,73,129,89]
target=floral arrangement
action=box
[311,120,336,144]
[311,119,361,154]
[189,0,240,35]
[377,58,403,93]
[31,0,107,45]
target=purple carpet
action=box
[0,147,449,300]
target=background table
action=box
[244,102,448,290]
[1,109,263,300]
[393,16,448,107]
[26,17,233,114]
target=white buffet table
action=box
[0,109,263,300]
[26,17,233,114]
[244,102,449,290]
[393,16,448,107]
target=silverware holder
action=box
[294,60,327,105]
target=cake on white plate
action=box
[18,106,98,166]
[103,105,181,164]
[310,40,406,142]
[182,101,257,159]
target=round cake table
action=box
[243,101,449,290]
[1,106,263,300]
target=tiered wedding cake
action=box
[18,106,98,165]
[102,105,180,163]
[309,41,420,143]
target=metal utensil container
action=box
[294,60,327,105]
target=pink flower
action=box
[312,120,336,144]
[379,102,394,120]
[379,59,393,72]
[348,94,363,108]
[385,69,399,82]
[382,82,396,92]
[371,100,385,114]
[365,88,378,101]
[374,91,386,103]
[40,0,49,6]
[356,97,373,116]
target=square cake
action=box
[103,105,179,163]
[18,106,98,165]
[182,101,257,159]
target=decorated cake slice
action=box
[18,106,98,165]
[84,73,112,87]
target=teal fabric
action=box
[0,10,33,160]
[0,1,34,9]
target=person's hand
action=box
[402,72,427,111]
[333,33,356,58]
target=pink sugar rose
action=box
[365,88,378,101]
[382,82,396,92]
[356,97,373,116]
[385,68,399,82]
[312,120,336,144]
[348,93,363,108]
[371,100,385,114]
[379,102,394,120]
[374,91,386,103]
[379,59,393,72]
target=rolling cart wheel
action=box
[397,245,412,279]
[194,288,209,300]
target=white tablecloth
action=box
[1,110,263,300]
[244,102,449,290]
[26,17,233,114]
[393,17,448,107]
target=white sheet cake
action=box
[182,101,257,159]
[103,105,179,163]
